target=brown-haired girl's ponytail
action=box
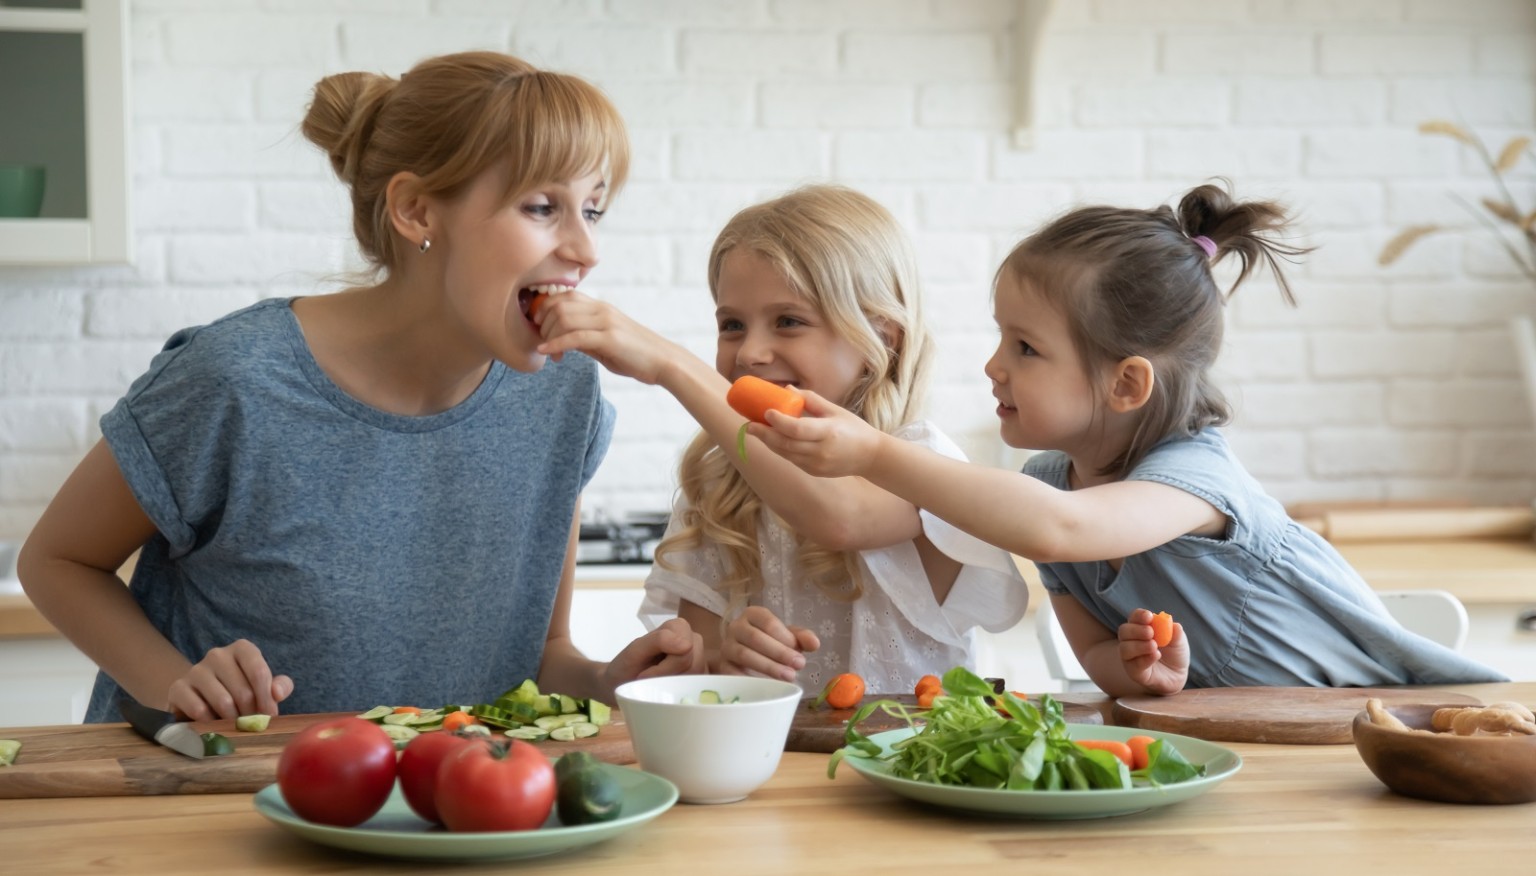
[300,72,394,187]
[1176,179,1311,305]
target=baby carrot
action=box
[1126,735,1157,771]
[727,375,805,424]
[1075,738,1134,768]
[813,672,865,710]
[1150,611,1175,648]
[914,674,942,697]
[528,293,550,320]
[441,710,478,732]
[391,706,423,715]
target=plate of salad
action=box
[829,668,1242,819]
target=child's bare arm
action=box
[754,389,1225,563]
[1052,597,1186,697]
[18,441,292,717]
[539,294,923,552]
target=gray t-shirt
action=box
[1024,428,1506,687]
[84,297,615,721]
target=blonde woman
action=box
[20,51,704,723]
[537,185,1028,693]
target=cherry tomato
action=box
[276,717,396,827]
[436,738,556,832]
[398,730,476,824]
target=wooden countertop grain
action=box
[0,681,1530,875]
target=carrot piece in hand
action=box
[1149,611,1174,648]
[1075,738,1134,768]
[726,375,805,424]
[1126,735,1157,771]
[813,673,865,710]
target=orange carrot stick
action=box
[1126,735,1157,770]
[727,375,805,424]
[1075,738,1134,768]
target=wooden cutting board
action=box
[0,711,634,799]
[1112,687,1483,745]
[785,693,1104,754]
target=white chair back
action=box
[1377,589,1469,651]
[1035,602,1099,692]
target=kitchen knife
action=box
[118,696,207,759]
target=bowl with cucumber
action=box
[614,675,801,804]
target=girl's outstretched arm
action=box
[537,293,924,551]
[18,441,293,718]
[1051,597,1187,696]
[752,389,1226,563]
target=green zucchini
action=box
[555,751,623,825]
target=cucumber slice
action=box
[380,724,419,749]
[381,712,418,725]
[504,679,541,706]
[234,714,271,732]
[458,723,492,737]
[558,694,580,714]
[405,710,444,726]
[0,739,20,766]
[586,700,612,727]
[505,726,550,742]
[569,722,600,739]
[534,714,588,730]
[201,732,234,757]
[699,690,722,704]
[356,706,393,722]
[549,726,577,742]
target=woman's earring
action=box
[419,238,431,254]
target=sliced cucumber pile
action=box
[352,679,612,745]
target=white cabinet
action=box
[0,636,96,727]
[0,0,130,264]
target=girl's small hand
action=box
[534,291,675,383]
[1118,608,1188,696]
[605,618,707,692]
[167,639,294,721]
[746,389,882,478]
[719,606,819,683]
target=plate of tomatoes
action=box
[254,716,677,861]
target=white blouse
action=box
[638,420,1029,695]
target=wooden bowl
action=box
[1352,703,1536,805]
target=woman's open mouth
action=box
[518,284,576,322]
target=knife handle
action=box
[118,694,176,740]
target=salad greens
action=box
[828,666,1205,791]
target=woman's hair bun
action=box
[300,71,394,184]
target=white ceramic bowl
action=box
[614,674,801,804]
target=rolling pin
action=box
[1293,506,1535,543]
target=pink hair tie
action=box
[1190,235,1217,259]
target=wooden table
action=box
[1,682,1532,874]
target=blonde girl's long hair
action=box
[654,185,934,618]
[299,50,629,276]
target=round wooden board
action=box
[1111,686,1483,745]
[785,693,1103,754]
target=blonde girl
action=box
[20,51,703,723]
[753,181,1506,695]
[537,185,1027,693]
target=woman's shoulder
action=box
[131,298,299,390]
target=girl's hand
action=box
[167,639,293,721]
[745,389,883,479]
[603,618,708,693]
[718,606,820,682]
[534,290,676,384]
[1118,608,1188,696]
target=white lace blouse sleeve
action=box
[901,421,1030,634]
[637,497,731,631]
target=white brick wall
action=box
[2,0,1536,537]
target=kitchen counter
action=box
[1,681,1530,874]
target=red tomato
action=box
[276,717,397,827]
[398,731,475,824]
[436,738,556,832]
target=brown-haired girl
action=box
[19,51,703,723]
[753,181,1506,695]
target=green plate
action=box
[842,723,1242,819]
[253,764,677,861]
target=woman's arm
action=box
[536,295,921,551]
[17,441,199,711]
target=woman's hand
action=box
[167,639,293,720]
[746,389,885,479]
[603,617,708,694]
[534,290,678,384]
[1118,608,1188,696]
[718,606,819,682]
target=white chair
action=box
[1378,589,1469,651]
[1035,602,1099,692]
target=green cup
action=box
[0,164,46,218]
